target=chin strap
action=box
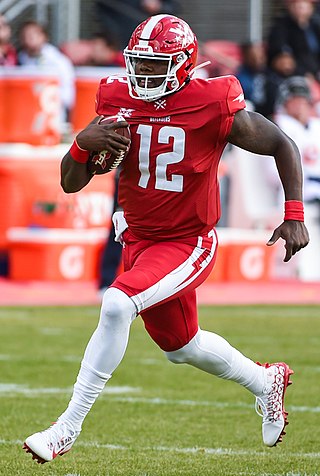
[189,60,211,77]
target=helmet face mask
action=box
[124,15,198,101]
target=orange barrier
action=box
[226,242,274,281]
[207,229,276,282]
[70,68,100,132]
[0,67,61,145]
[208,244,229,282]
[70,66,125,133]
[0,144,116,250]
[8,228,107,281]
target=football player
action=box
[24,14,309,464]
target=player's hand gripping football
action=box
[267,220,309,262]
[76,117,131,158]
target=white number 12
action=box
[136,124,185,192]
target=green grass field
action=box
[0,304,319,476]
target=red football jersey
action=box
[95,75,246,240]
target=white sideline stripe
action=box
[0,354,83,362]
[0,384,140,395]
[101,396,320,414]
[5,439,320,458]
[1,384,319,414]
[39,327,64,335]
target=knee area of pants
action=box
[165,347,191,364]
[101,296,131,324]
[165,335,201,364]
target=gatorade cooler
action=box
[226,241,274,281]
[206,243,229,283]
[207,228,275,283]
[0,144,69,249]
[7,227,107,281]
[0,145,116,254]
[71,66,125,133]
[3,67,61,145]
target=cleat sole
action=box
[23,441,70,463]
[23,443,47,464]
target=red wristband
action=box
[69,139,90,163]
[284,200,304,221]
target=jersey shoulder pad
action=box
[187,76,245,119]
[207,75,246,114]
[95,75,129,115]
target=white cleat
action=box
[23,420,80,464]
[255,362,294,447]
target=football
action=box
[87,115,131,175]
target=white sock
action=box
[58,360,111,432]
[165,329,266,396]
[59,288,136,431]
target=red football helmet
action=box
[124,14,198,101]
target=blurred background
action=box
[1,0,320,301]
[0,1,283,45]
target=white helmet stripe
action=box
[139,14,171,47]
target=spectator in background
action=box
[18,21,75,123]
[267,0,320,84]
[60,34,125,68]
[237,41,298,120]
[236,42,267,111]
[268,76,320,281]
[256,46,297,119]
[95,0,181,49]
[0,14,17,65]
[89,34,125,67]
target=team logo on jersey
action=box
[154,99,167,110]
[118,107,135,118]
[233,93,245,103]
[150,116,171,123]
